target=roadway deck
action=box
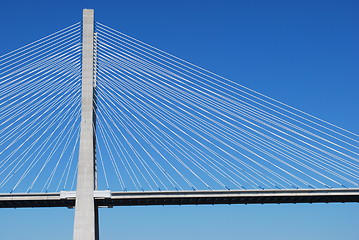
[1,188,358,208]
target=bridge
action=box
[0,9,358,240]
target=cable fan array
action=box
[94,22,359,192]
[0,23,82,193]
[0,21,358,193]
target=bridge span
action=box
[1,188,358,208]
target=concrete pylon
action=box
[73,9,98,240]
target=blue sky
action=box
[0,0,358,239]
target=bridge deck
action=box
[1,189,358,208]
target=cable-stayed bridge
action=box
[0,9,358,240]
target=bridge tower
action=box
[73,9,98,240]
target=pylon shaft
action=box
[73,9,98,240]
